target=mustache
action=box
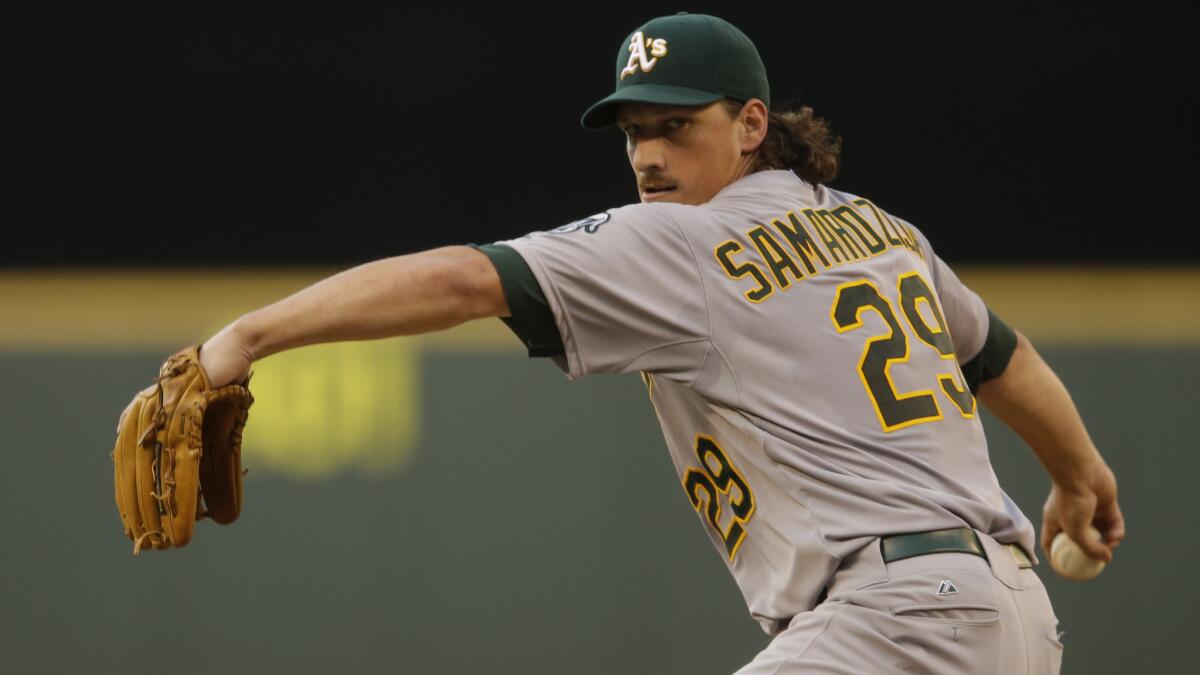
[638,174,678,191]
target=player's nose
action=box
[629,137,667,173]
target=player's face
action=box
[617,101,747,205]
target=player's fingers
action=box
[1065,518,1111,563]
[1097,500,1126,549]
[1080,536,1111,562]
[1041,488,1071,558]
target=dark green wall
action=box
[0,347,1190,674]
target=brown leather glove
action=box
[111,345,253,554]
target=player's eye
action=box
[621,124,641,138]
[664,117,688,131]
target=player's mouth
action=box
[640,184,678,201]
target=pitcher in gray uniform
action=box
[193,12,1125,675]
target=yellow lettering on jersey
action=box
[831,205,887,255]
[714,239,774,303]
[815,209,866,260]
[937,372,975,417]
[833,277,944,432]
[715,202,929,306]
[770,211,828,274]
[897,271,973,417]
[802,209,850,264]
[748,226,805,290]
[883,218,911,252]
[853,198,906,250]
[900,221,925,259]
[877,206,922,257]
[682,434,757,561]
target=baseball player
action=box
[195,13,1124,674]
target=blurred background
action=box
[1,4,1194,674]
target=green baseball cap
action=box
[580,12,770,130]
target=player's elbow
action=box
[428,246,511,323]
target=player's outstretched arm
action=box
[197,245,509,387]
[976,331,1125,563]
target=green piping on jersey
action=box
[960,309,1018,394]
[472,243,565,358]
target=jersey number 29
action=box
[683,435,756,561]
[832,271,975,432]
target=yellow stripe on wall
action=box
[1,266,1197,350]
[956,265,1200,345]
[0,268,523,352]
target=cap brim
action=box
[580,84,725,130]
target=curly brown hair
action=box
[724,99,842,185]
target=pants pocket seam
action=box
[891,602,1002,626]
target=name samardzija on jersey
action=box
[714,198,925,305]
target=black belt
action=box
[880,527,1033,569]
[806,527,1032,620]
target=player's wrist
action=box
[1050,456,1113,497]
[1041,439,1107,493]
[223,312,269,364]
[198,318,256,388]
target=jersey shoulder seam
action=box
[664,207,715,387]
[610,207,712,376]
[687,339,714,389]
[665,207,713,338]
[614,337,712,375]
[705,340,745,412]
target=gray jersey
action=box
[497,169,1036,635]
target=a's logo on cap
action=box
[620,31,668,80]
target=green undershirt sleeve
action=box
[470,243,565,358]
[960,308,1018,394]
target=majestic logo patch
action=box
[620,31,669,80]
[936,579,959,596]
[549,212,610,235]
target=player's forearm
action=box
[228,245,508,362]
[977,332,1106,490]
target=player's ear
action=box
[738,99,769,154]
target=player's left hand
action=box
[1041,460,1125,564]
[111,344,254,553]
[199,322,254,388]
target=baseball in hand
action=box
[1049,527,1107,581]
